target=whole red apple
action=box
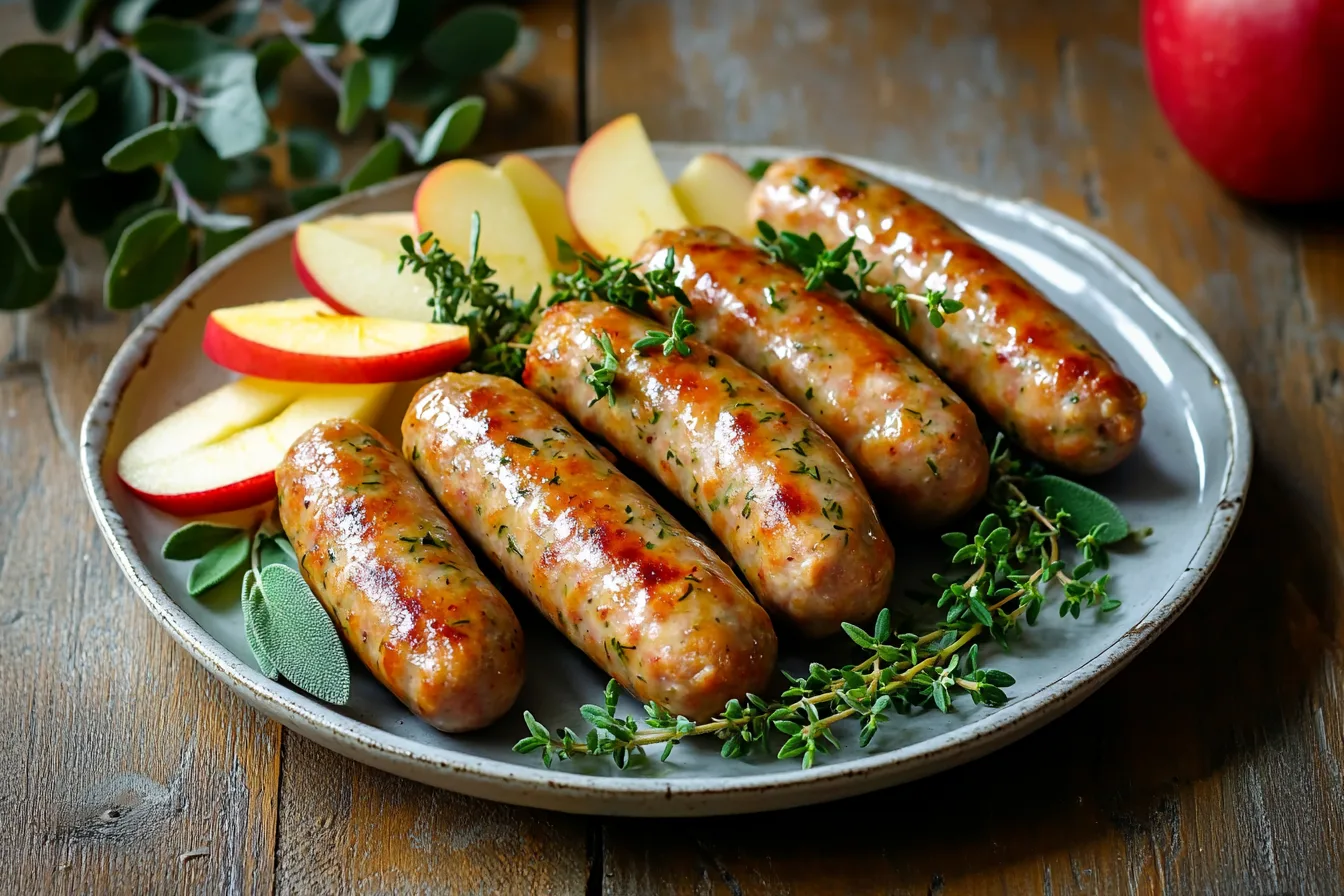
[1142,0,1344,202]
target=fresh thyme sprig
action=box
[632,305,696,357]
[584,331,621,407]
[754,221,963,329]
[513,434,1134,770]
[397,212,541,380]
[550,239,689,312]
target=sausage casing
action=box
[634,226,988,525]
[751,157,1144,474]
[276,419,525,732]
[523,300,894,637]
[403,372,777,721]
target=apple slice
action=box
[118,378,392,515]
[567,114,688,258]
[413,158,553,297]
[293,213,431,321]
[204,298,469,383]
[496,154,584,270]
[672,153,756,239]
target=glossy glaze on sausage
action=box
[402,372,777,720]
[751,157,1144,474]
[276,419,524,732]
[523,300,894,637]
[634,226,988,525]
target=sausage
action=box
[750,157,1145,474]
[276,419,524,732]
[523,300,894,637]
[402,372,776,721]
[634,226,988,526]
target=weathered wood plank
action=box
[588,1,1344,893]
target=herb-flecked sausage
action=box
[402,372,777,721]
[751,157,1144,474]
[522,300,894,637]
[276,419,524,733]
[634,226,989,525]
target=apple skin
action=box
[291,236,358,316]
[123,471,277,517]
[202,313,469,384]
[1142,0,1344,202]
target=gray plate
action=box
[79,144,1250,816]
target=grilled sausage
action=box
[403,372,776,720]
[751,157,1145,474]
[634,226,988,525]
[276,419,524,732]
[523,300,894,637]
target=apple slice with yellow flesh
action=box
[567,114,688,258]
[413,158,553,297]
[293,213,431,321]
[118,378,392,515]
[203,298,469,383]
[496,154,584,270]
[672,153,756,239]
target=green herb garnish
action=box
[632,305,696,357]
[585,331,621,407]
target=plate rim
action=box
[78,143,1253,816]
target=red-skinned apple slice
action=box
[413,158,553,296]
[567,114,687,258]
[293,213,431,320]
[672,153,756,239]
[203,298,469,383]
[495,154,584,270]
[118,378,392,515]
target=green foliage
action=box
[1,0,520,311]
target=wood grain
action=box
[588,0,1344,893]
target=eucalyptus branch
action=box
[94,28,198,111]
[278,17,343,94]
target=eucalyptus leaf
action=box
[70,168,161,236]
[253,36,300,108]
[1026,475,1130,544]
[422,5,521,81]
[33,0,83,33]
[243,577,279,679]
[162,521,245,560]
[0,43,77,109]
[337,56,370,134]
[196,55,268,159]
[103,122,183,172]
[338,0,398,44]
[5,170,66,269]
[199,223,250,263]
[209,0,262,38]
[134,18,239,78]
[416,95,484,164]
[222,152,272,194]
[59,52,153,175]
[105,208,190,308]
[0,218,59,310]
[187,532,250,596]
[342,136,400,192]
[287,126,340,181]
[0,110,43,145]
[390,60,456,109]
[365,54,400,110]
[171,128,229,201]
[257,563,350,704]
[289,183,341,212]
[42,86,98,141]
[111,0,160,33]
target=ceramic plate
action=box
[79,144,1250,816]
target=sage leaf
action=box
[258,532,299,571]
[0,43,76,109]
[422,6,520,81]
[415,95,484,164]
[289,183,340,212]
[33,0,82,33]
[257,564,350,705]
[341,136,400,192]
[0,110,43,144]
[103,122,183,172]
[338,0,398,44]
[286,127,340,181]
[42,86,98,141]
[243,576,279,679]
[196,56,268,159]
[162,521,244,560]
[0,217,58,310]
[337,56,370,134]
[187,532,250,596]
[5,168,66,268]
[1026,475,1130,544]
[104,208,190,309]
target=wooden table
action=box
[4,1,1342,892]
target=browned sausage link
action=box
[276,419,525,733]
[750,157,1145,474]
[634,226,989,526]
[403,372,776,721]
[523,300,893,637]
